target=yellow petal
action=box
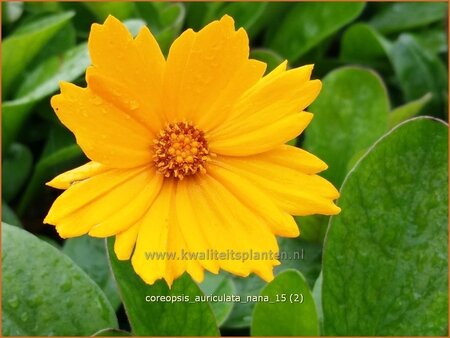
[115,223,140,260]
[209,112,313,156]
[250,145,328,175]
[209,69,320,141]
[165,206,205,287]
[51,82,153,168]
[131,181,173,285]
[217,154,341,216]
[88,16,165,127]
[175,179,220,274]
[89,172,163,237]
[46,161,108,189]
[86,67,163,136]
[208,163,299,237]
[163,15,265,129]
[198,174,280,281]
[45,166,152,238]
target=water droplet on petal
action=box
[128,100,139,110]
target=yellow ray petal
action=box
[166,202,205,286]
[163,15,265,129]
[89,172,163,237]
[209,112,313,156]
[248,144,328,175]
[115,223,141,260]
[175,179,220,274]
[199,174,280,281]
[217,155,341,216]
[51,168,154,238]
[131,181,173,285]
[209,69,320,141]
[88,16,165,126]
[86,67,163,136]
[46,161,108,189]
[51,82,153,168]
[44,166,149,225]
[185,177,253,277]
[207,163,299,238]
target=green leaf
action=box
[370,2,447,34]
[267,2,365,61]
[2,11,75,99]
[250,49,285,74]
[322,117,448,335]
[83,2,136,21]
[389,93,433,128]
[224,238,321,328]
[304,66,390,187]
[2,143,33,202]
[106,237,219,336]
[251,270,319,336]
[2,203,22,228]
[340,23,392,63]
[199,273,236,326]
[389,34,448,117]
[2,43,90,149]
[2,223,118,335]
[63,236,121,310]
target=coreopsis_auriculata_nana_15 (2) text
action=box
[45,15,341,287]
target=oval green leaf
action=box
[251,270,319,336]
[304,66,389,187]
[106,237,219,336]
[2,223,118,336]
[322,117,448,335]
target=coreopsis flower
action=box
[44,15,340,286]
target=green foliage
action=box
[370,3,447,34]
[322,118,448,335]
[390,34,448,117]
[251,270,319,336]
[267,2,365,61]
[2,224,118,335]
[2,11,75,99]
[2,2,448,336]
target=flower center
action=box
[153,121,211,180]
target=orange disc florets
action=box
[153,121,211,179]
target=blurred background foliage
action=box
[1,1,448,336]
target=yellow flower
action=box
[44,15,340,286]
